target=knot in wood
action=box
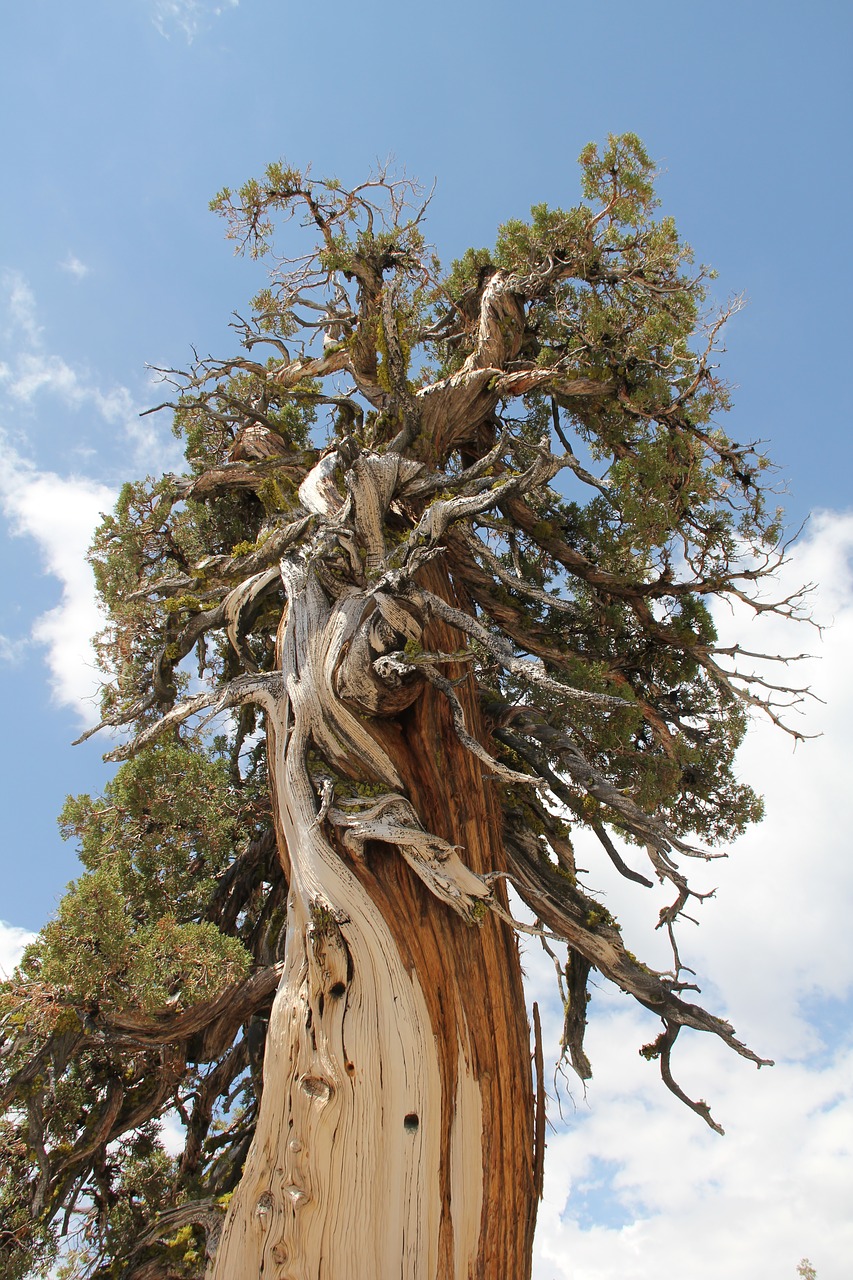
[300,1074,333,1102]
[255,1191,275,1223]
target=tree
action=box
[0,135,809,1280]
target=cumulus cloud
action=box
[527,511,853,1280]
[531,1010,852,1279]
[0,439,115,722]
[0,920,36,978]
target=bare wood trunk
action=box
[208,568,537,1280]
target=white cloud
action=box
[0,632,27,664]
[0,919,36,978]
[0,439,115,722]
[0,272,186,724]
[531,1018,853,1279]
[158,1110,188,1156]
[6,350,85,403]
[4,352,169,467]
[2,270,42,346]
[152,0,239,42]
[0,269,183,474]
[60,254,89,281]
[528,511,853,1280]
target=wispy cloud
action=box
[531,1005,852,1279]
[3,270,42,346]
[152,0,239,42]
[59,254,90,281]
[0,269,182,474]
[0,633,27,664]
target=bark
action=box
[208,565,536,1280]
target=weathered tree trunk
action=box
[208,564,537,1279]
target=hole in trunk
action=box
[329,981,347,998]
[403,1112,419,1131]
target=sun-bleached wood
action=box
[208,455,537,1277]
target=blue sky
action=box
[1,2,851,1277]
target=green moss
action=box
[584,905,618,930]
[257,474,297,514]
[375,311,413,393]
[309,900,340,931]
[163,594,202,615]
[230,538,259,557]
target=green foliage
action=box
[174,364,315,470]
[0,732,278,1276]
[59,740,239,915]
[30,886,250,1015]
[0,1120,59,1278]
[579,133,657,218]
[442,245,494,299]
[32,742,252,1014]
[51,1130,180,1279]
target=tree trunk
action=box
[208,565,537,1280]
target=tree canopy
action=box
[0,135,808,1279]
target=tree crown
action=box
[0,135,809,1279]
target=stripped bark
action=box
[209,515,537,1279]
